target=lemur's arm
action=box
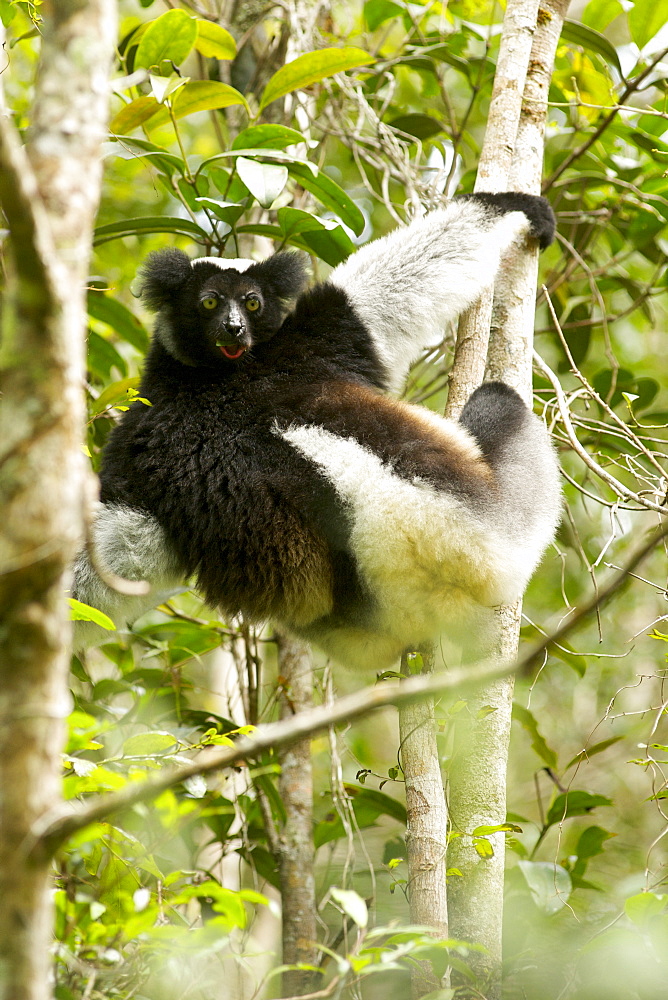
[329,192,555,392]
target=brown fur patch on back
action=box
[292,381,494,506]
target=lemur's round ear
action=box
[247,252,309,304]
[139,249,193,311]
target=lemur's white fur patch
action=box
[278,421,543,659]
[330,202,530,392]
[74,504,181,647]
[193,257,255,272]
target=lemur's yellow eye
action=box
[245,297,260,312]
[202,296,218,310]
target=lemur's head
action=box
[139,249,309,367]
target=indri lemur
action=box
[74,192,561,668]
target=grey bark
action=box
[445,1,569,996]
[0,1,115,997]
[399,647,449,999]
[276,633,318,996]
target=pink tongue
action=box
[220,345,246,360]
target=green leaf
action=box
[87,291,149,353]
[330,887,368,927]
[90,377,144,417]
[87,331,127,379]
[388,113,444,140]
[565,736,623,771]
[194,20,236,60]
[134,9,198,72]
[195,197,246,225]
[560,19,623,76]
[364,0,404,31]
[300,224,356,266]
[171,80,249,119]
[232,124,306,150]
[277,206,326,237]
[94,216,209,245]
[236,157,289,208]
[473,837,494,858]
[109,136,185,177]
[259,46,375,111]
[287,161,365,235]
[624,891,667,928]
[628,0,668,49]
[574,825,615,866]
[110,96,162,135]
[517,861,572,915]
[582,0,623,33]
[513,703,558,769]
[121,731,179,756]
[69,599,115,630]
[546,791,612,828]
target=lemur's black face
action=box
[139,249,308,368]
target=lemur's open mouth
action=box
[218,344,247,360]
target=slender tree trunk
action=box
[0,2,115,998]
[276,633,318,997]
[445,1,570,996]
[399,647,449,999]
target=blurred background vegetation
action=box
[4,0,668,996]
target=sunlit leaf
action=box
[68,599,115,630]
[259,46,375,111]
[364,0,404,31]
[134,9,198,71]
[330,887,368,927]
[122,731,179,756]
[628,0,668,49]
[110,96,161,135]
[232,124,306,150]
[171,80,249,118]
[194,20,236,60]
[236,157,289,208]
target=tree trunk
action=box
[399,647,449,999]
[0,1,115,997]
[276,633,318,996]
[445,0,569,995]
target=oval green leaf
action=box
[330,887,368,928]
[134,9,198,71]
[237,157,288,208]
[388,112,444,140]
[628,0,668,49]
[169,80,248,119]
[110,96,161,135]
[560,19,622,76]
[94,216,209,245]
[517,861,572,915]
[69,599,115,630]
[287,161,365,235]
[122,731,179,756]
[87,293,149,353]
[232,124,305,150]
[195,20,236,60]
[259,46,375,111]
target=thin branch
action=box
[30,522,668,860]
